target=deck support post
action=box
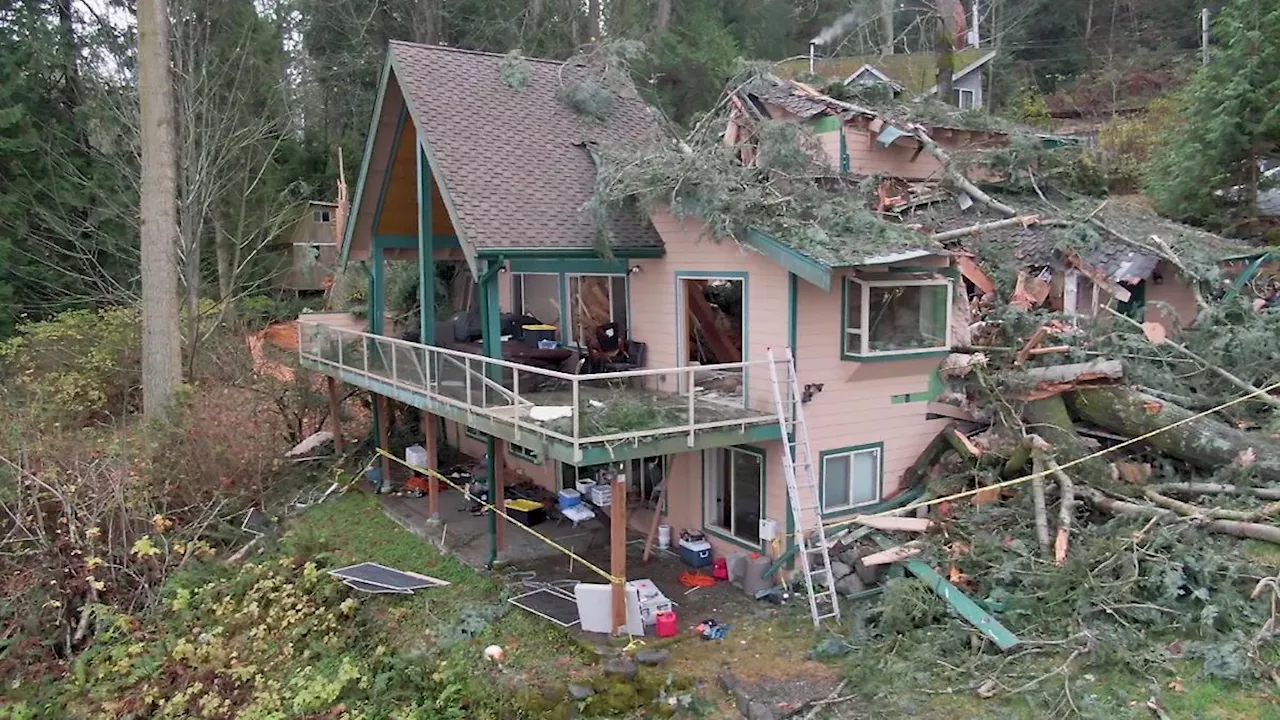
[493,439,506,551]
[484,434,498,567]
[326,376,345,454]
[375,394,392,493]
[610,470,628,634]
[423,410,439,521]
[477,258,504,567]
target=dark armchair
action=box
[586,322,646,373]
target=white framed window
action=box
[566,274,628,347]
[511,273,560,328]
[703,446,764,547]
[509,442,540,464]
[953,88,976,110]
[821,445,882,513]
[843,277,951,358]
[312,209,332,223]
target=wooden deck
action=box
[298,319,784,465]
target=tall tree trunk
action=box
[414,0,441,44]
[880,0,895,54]
[655,0,672,35]
[587,0,601,42]
[138,0,183,419]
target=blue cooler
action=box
[557,488,582,510]
[678,539,712,568]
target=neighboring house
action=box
[298,42,978,630]
[778,48,997,109]
[281,201,339,292]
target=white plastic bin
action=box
[405,444,427,469]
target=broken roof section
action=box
[342,42,664,270]
[777,49,996,98]
[900,192,1254,287]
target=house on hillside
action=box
[280,201,340,292]
[296,41,1003,633]
[778,48,997,110]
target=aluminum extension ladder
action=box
[767,347,841,628]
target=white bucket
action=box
[657,524,672,550]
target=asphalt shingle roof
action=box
[388,42,664,253]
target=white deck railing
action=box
[297,319,784,457]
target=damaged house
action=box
[296,43,1270,633]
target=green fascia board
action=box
[298,354,781,465]
[508,258,630,275]
[375,233,459,249]
[873,533,1020,651]
[575,424,781,466]
[370,105,408,243]
[744,228,832,291]
[477,246,665,260]
[339,56,395,270]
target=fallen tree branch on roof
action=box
[930,215,1042,242]
[1104,307,1280,410]
[908,125,1018,218]
[1066,386,1280,482]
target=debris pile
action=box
[586,69,1280,693]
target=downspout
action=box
[808,42,816,74]
[478,256,505,568]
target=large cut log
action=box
[1067,387,1280,483]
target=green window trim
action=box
[465,426,488,442]
[841,276,952,361]
[891,368,945,404]
[508,442,541,464]
[818,442,884,519]
[700,444,766,551]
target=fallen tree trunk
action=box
[1024,360,1123,385]
[1077,485,1280,544]
[909,126,1018,217]
[1067,387,1280,483]
[1148,482,1280,501]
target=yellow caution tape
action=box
[375,448,622,583]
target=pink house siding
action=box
[625,208,793,559]
[1144,261,1199,333]
[791,270,952,531]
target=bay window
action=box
[843,277,951,358]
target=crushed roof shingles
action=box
[388,42,664,252]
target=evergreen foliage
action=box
[1145,0,1280,222]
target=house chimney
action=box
[968,1,980,47]
[808,41,816,74]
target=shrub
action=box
[0,307,142,426]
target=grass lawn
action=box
[282,491,600,684]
